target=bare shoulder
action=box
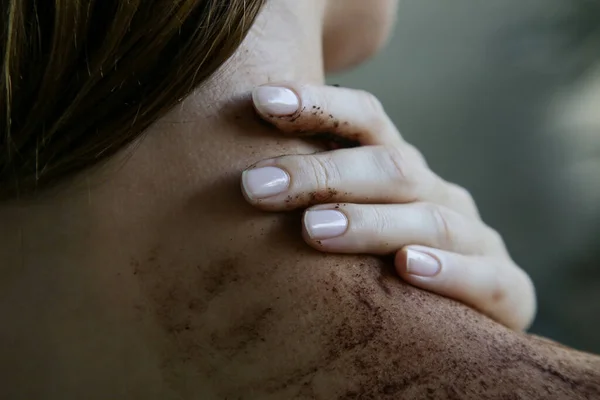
[124,121,600,399]
[135,201,600,398]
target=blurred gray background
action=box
[330,0,600,353]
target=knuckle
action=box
[490,279,507,308]
[361,90,385,115]
[519,272,537,329]
[485,226,507,255]
[371,206,392,234]
[360,90,387,130]
[379,146,415,188]
[502,266,536,330]
[490,270,507,306]
[451,184,479,215]
[383,146,408,180]
[488,228,503,246]
[303,154,340,192]
[404,143,428,166]
[426,203,454,249]
[378,145,431,201]
[453,184,473,205]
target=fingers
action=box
[241,145,480,216]
[242,145,431,208]
[252,83,403,146]
[249,81,531,331]
[395,246,536,331]
[300,203,501,256]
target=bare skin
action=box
[242,81,536,331]
[0,1,599,399]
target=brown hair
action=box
[0,0,265,199]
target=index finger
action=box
[252,83,403,147]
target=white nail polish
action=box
[304,210,348,240]
[242,167,290,199]
[406,249,441,277]
[252,86,299,116]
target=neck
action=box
[0,3,334,397]
[0,0,326,264]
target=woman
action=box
[0,1,598,399]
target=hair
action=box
[0,0,265,199]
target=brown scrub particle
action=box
[130,258,141,275]
[132,230,600,399]
[308,188,338,204]
[209,306,275,356]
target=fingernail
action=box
[406,249,441,277]
[252,86,300,116]
[304,210,348,240]
[242,167,290,199]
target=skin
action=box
[0,1,599,399]
[245,82,536,331]
[322,0,399,71]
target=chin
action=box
[323,0,399,73]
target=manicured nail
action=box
[304,210,348,240]
[406,249,441,277]
[242,167,290,199]
[252,86,300,116]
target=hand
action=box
[241,83,536,331]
